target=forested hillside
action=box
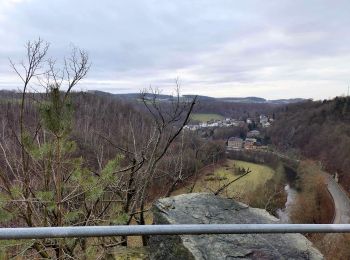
[188,100,276,119]
[91,91,290,120]
[0,86,224,258]
[0,90,225,194]
[269,97,350,191]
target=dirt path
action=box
[323,173,350,224]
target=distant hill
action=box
[268,98,309,104]
[88,91,173,100]
[87,91,306,104]
[183,95,216,102]
[217,97,308,104]
[218,97,267,103]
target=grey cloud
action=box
[1,0,350,99]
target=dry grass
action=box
[173,160,275,200]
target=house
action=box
[247,130,260,138]
[244,138,257,149]
[262,122,271,128]
[227,137,243,150]
[209,122,219,127]
[184,125,199,131]
[231,120,239,126]
[260,115,268,124]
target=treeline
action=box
[268,97,350,191]
[227,150,283,169]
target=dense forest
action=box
[268,97,350,191]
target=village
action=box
[226,116,272,150]
[184,114,273,150]
[184,114,273,131]
[226,131,268,151]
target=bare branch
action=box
[214,169,252,196]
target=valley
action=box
[0,87,349,258]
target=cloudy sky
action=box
[1,0,350,99]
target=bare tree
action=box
[116,85,197,245]
[1,39,198,257]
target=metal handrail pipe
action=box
[0,224,350,240]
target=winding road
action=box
[228,150,350,224]
[323,173,350,224]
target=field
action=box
[173,160,275,199]
[190,113,224,122]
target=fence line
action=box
[0,224,350,240]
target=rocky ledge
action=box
[149,193,323,260]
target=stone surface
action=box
[149,193,323,260]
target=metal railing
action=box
[0,224,350,240]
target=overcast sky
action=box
[1,0,350,99]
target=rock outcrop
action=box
[149,193,323,260]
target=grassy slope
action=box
[173,160,275,198]
[190,113,224,122]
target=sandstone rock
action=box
[149,193,323,260]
